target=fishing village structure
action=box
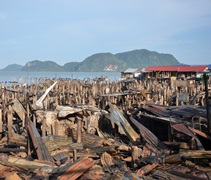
[0,65,211,179]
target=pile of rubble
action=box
[0,78,211,179]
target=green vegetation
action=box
[76,53,127,72]
[2,49,181,72]
[1,64,23,71]
[115,49,180,68]
[22,60,63,72]
[63,62,80,71]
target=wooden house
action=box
[121,68,141,79]
[142,65,209,79]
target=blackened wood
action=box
[0,109,2,139]
[77,116,82,143]
[131,146,139,168]
[164,154,182,164]
[136,164,158,176]
[73,149,77,161]
[168,170,207,180]
[42,117,46,137]
[204,73,211,132]
[0,148,27,153]
[153,170,187,180]
[7,109,13,142]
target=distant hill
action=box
[1,64,23,71]
[75,53,127,72]
[22,60,63,72]
[115,49,180,68]
[4,49,181,72]
[63,62,80,71]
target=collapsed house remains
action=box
[0,74,211,179]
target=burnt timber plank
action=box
[27,119,54,162]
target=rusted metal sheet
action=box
[129,116,167,150]
[106,103,140,142]
[172,124,204,150]
[189,127,211,140]
[143,105,171,117]
[58,157,94,180]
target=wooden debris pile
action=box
[0,77,211,179]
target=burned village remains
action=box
[0,66,211,179]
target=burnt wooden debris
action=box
[0,76,211,179]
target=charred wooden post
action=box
[33,96,37,126]
[54,121,58,135]
[76,116,82,143]
[42,117,46,137]
[0,108,2,139]
[204,73,211,133]
[7,107,13,142]
[131,146,139,168]
[73,149,77,161]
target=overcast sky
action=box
[0,0,211,69]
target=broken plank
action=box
[27,119,54,162]
[180,150,211,159]
[136,164,158,177]
[58,157,94,180]
[0,154,54,171]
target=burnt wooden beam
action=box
[27,119,54,162]
[0,109,2,139]
[203,73,211,132]
[0,148,27,153]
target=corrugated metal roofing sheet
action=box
[145,65,208,72]
[124,68,139,73]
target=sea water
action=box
[0,71,121,84]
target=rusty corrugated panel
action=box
[168,106,207,119]
[172,124,204,150]
[130,116,167,150]
[144,105,171,117]
[106,103,140,142]
[189,127,211,141]
[28,119,54,162]
[145,65,207,73]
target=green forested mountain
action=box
[12,49,181,72]
[115,49,180,68]
[75,53,127,72]
[1,64,23,71]
[22,60,63,72]
[63,62,80,71]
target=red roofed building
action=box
[143,65,209,79]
